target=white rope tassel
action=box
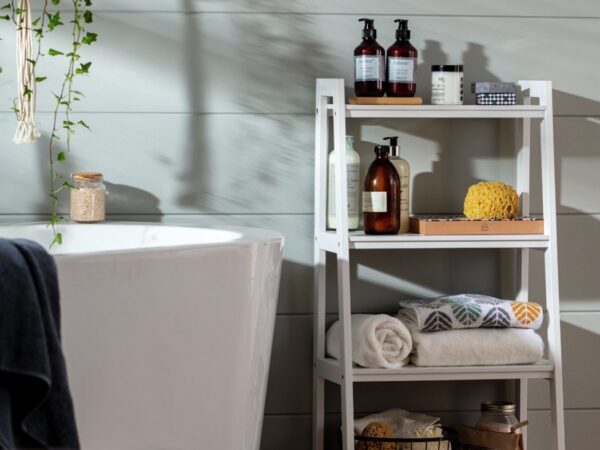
[14,0,40,144]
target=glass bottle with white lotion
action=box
[383,136,410,233]
[327,136,361,230]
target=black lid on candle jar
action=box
[431,65,463,72]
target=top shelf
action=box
[343,104,546,119]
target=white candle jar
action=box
[431,65,464,105]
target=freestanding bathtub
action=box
[0,223,284,450]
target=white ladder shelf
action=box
[313,79,565,450]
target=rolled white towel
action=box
[326,314,412,369]
[409,328,544,367]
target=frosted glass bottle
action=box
[383,136,410,233]
[327,136,361,230]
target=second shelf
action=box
[317,231,550,252]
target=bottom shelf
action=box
[317,357,554,383]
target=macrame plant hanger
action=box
[14,0,41,144]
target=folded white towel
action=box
[354,408,443,438]
[326,314,412,369]
[409,327,544,367]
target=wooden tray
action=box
[410,216,544,235]
[348,96,423,105]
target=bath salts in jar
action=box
[70,172,106,223]
[431,65,464,105]
[475,402,520,434]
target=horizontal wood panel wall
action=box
[0,2,599,449]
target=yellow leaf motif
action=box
[511,302,542,326]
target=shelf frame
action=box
[312,79,565,450]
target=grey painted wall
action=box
[1,1,599,449]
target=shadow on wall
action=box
[175,0,333,212]
[104,182,162,218]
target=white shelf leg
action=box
[537,81,566,450]
[516,94,532,449]
[313,82,330,450]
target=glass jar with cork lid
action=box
[70,172,106,223]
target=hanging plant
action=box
[3,0,97,246]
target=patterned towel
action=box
[398,294,543,332]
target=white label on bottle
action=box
[388,57,415,83]
[362,191,387,213]
[329,163,361,218]
[355,55,384,82]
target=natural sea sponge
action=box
[356,421,396,450]
[463,181,519,219]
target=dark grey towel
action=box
[0,239,79,449]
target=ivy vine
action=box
[3,0,97,246]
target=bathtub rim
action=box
[0,221,284,258]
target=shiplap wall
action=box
[1,1,599,449]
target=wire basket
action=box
[345,428,457,450]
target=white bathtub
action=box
[0,223,284,450]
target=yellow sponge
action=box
[463,181,519,219]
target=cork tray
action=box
[409,216,544,235]
[348,97,423,105]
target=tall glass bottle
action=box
[362,145,400,234]
[354,18,385,97]
[327,136,361,230]
[386,19,418,97]
[383,136,410,233]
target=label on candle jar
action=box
[362,191,387,213]
[355,55,384,82]
[388,57,415,83]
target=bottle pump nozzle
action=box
[383,136,400,156]
[394,19,410,40]
[359,18,377,39]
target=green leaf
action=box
[62,181,75,189]
[47,11,63,30]
[75,61,92,75]
[32,17,41,25]
[50,232,63,247]
[57,151,65,161]
[82,31,97,45]
[22,85,33,100]
[35,76,47,83]
[1,3,11,10]
[78,120,91,130]
[52,0,60,4]
[83,10,93,23]
[48,48,63,56]
[63,120,75,128]
[451,302,482,326]
[26,58,36,66]
[85,0,92,5]
[72,90,85,97]
[0,14,9,20]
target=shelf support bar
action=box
[516,87,533,449]
[535,80,566,450]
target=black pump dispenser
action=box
[374,144,389,157]
[394,19,410,40]
[359,18,377,39]
[383,136,400,157]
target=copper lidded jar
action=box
[70,171,106,223]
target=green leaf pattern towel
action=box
[398,294,543,332]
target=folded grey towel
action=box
[0,239,79,449]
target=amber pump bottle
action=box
[386,19,417,97]
[354,18,385,97]
[363,145,400,235]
